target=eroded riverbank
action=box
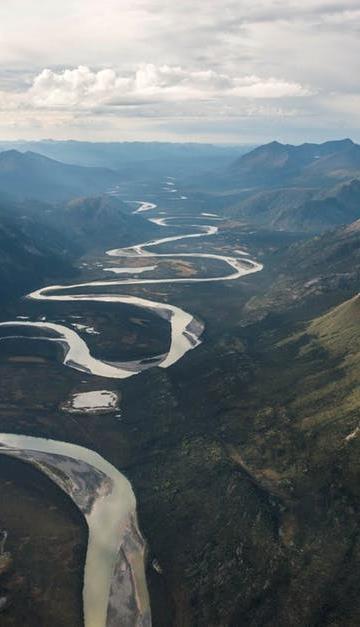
[0,434,150,627]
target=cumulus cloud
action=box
[26,64,310,109]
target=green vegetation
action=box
[0,141,360,625]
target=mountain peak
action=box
[324,138,355,149]
[0,149,23,159]
[267,140,284,148]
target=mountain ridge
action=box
[0,149,120,203]
[229,138,359,185]
[200,139,360,232]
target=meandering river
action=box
[0,200,262,626]
[0,203,262,377]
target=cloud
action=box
[25,64,311,110]
[0,1,358,141]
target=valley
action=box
[0,189,266,626]
[0,140,359,627]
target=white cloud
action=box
[30,67,129,107]
[24,64,311,110]
[231,76,310,98]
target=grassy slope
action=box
[211,291,360,626]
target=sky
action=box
[0,0,359,144]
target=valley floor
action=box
[0,186,359,626]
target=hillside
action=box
[191,139,360,233]
[280,218,360,289]
[226,186,316,226]
[0,194,158,298]
[309,292,360,358]
[216,289,360,626]
[226,178,360,232]
[0,200,75,298]
[0,150,119,203]
[58,195,158,248]
[274,179,360,231]
[244,217,360,323]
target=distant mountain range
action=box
[0,150,119,202]
[228,138,360,187]
[2,139,360,233]
[197,139,360,232]
[0,141,248,180]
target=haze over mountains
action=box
[196,138,360,232]
[228,138,360,186]
[0,138,359,297]
[0,150,119,202]
[1,138,360,225]
[0,141,246,181]
[0,149,158,296]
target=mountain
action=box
[223,288,360,626]
[273,178,360,231]
[0,150,119,203]
[245,217,360,318]
[57,195,158,248]
[0,193,158,298]
[0,141,250,180]
[228,138,360,187]
[280,217,360,290]
[0,199,75,298]
[226,178,360,232]
[226,186,316,225]
[194,140,360,232]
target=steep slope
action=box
[273,178,360,231]
[0,194,158,299]
[219,291,360,626]
[309,292,360,358]
[0,201,75,298]
[226,186,316,225]
[0,150,119,203]
[191,139,360,232]
[227,178,360,232]
[58,195,158,248]
[280,218,360,287]
[245,218,360,318]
